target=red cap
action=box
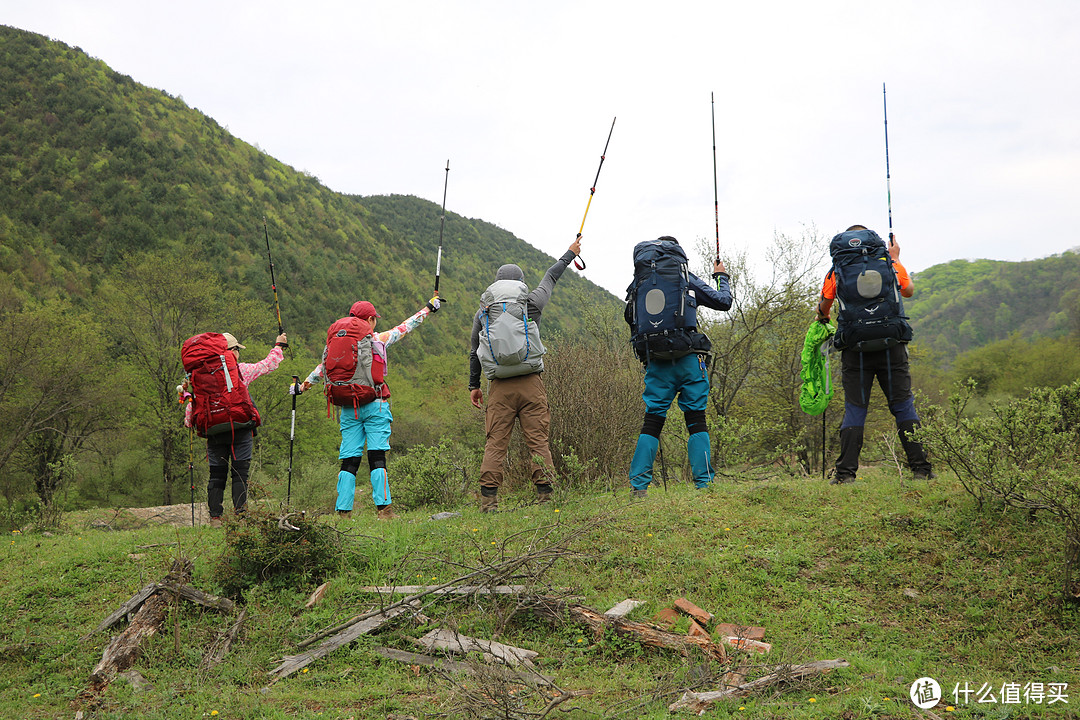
[349,300,380,319]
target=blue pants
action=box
[630,354,714,490]
[336,400,393,511]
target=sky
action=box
[4,1,1079,297]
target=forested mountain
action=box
[906,251,1080,361]
[0,25,619,365]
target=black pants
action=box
[836,345,930,477]
[206,428,253,518]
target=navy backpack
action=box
[829,229,913,352]
[625,237,708,363]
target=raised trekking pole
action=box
[883,83,894,247]
[263,217,284,334]
[711,92,720,262]
[287,374,299,507]
[434,160,449,298]
[573,116,616,270]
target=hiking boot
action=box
[913,469,937,480]
[209,516,223,528]
[376,505,399,521]
[536,483,554,504]
[829,474,856,486]
[480,493,499,513]
[630,487,648,499]
[336,510,352,519]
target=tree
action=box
[0,293,119,507]
[97,251,265,504]
[701,229,830,471]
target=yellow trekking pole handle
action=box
[574,116,616,270]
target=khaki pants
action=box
[480,373,554,489]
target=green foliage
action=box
[210,505,354,596]
[388,437,474,511]
[906,252,1080,360]
[0,25,618,512]
[920,380,1080,600]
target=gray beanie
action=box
[495,264,525,282]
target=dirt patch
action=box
[83,503,213,529]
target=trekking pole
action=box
[573,116,616,270]
[883,83,894,247]
[263,217,285,334]
[657,435,668,492]
[287,375,299,507]
[711,92,720,262]
[821,408,827,481]
[434,160,449,298]
[188,426,196,526]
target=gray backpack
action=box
[477,279,546,379]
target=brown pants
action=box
[480,373,554,490]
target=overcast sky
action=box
[5,1,1079,296]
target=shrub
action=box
[921,379,1080,601]
[211,505,353,597]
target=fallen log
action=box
[158,581,235,613]
[78,559,193,707]
[85,582,159,636]
[267,604,413,683]
[668,658,851,712]
[358,584,530,596]
[417,628,539,667]
[373,646,555,685]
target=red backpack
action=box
[323,317,386,410]
[181,332,260,437]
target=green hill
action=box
[907,252,1080,361]
[0,24,619,363]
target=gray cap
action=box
[495,264,525,282]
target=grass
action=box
[0,467,1077,719]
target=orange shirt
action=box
[820,259,910,300]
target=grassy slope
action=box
[2,476,1077,719]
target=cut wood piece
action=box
[417,628,539,667]
[357,585,529,595]
[724,636,772,654]
[267,605,412,683]
[687,620,710,639]
[305,582,329,608]
[673,598,713,625]
[531,600,727,662]
[603,599,644,619]
[372,646,555,685]
[668,658,851,712]
[714,622,766,641]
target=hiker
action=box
[816,225,933,483]
[182,331,288,527]
[625,236,732,496]
[468,238,581,512]
[300,296,441,520]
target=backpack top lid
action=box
[829,228,886,258]
[632,237,687,267]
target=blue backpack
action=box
[829,229,913,352]
[625,238,708,362]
